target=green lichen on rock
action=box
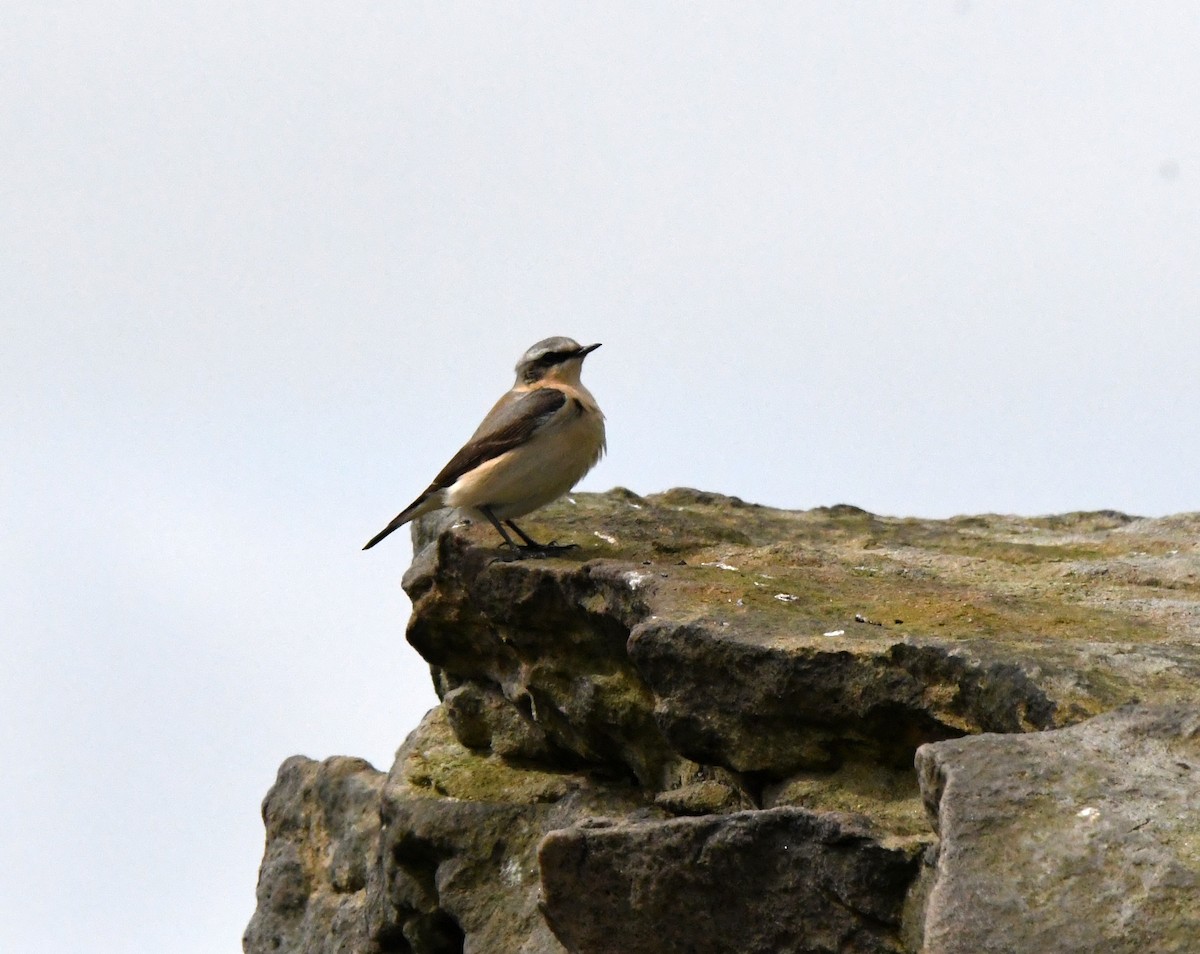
[370,709,662,954]
[248,489,1200,954]
[399,707,587,805]
[400,490,1200,829]
[765,762,930,840]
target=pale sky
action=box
[3,3,1199,951]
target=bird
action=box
[363,336,606,557]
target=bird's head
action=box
[515,337,601,386]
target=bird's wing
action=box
[363,387,568,551]
[425,385,567,493]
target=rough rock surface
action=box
[539,808,922,954]
[245,489,1200,953]
[916,704,1200,954]
[368,708,655,954]
[244,755,385,954]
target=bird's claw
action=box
[530,541,579,556]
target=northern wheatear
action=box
[363,337,605,556]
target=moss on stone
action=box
[399,708,590,805]
[764,762,933,839]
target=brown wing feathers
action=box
[362,387,566,550]
[425,387,566,493]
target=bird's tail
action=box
[362,492,441,550]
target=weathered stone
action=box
[402,492,1200,792]
[403,524,677,788]
[247,490,1200,953]
[539,807,923,954]
[441,681,556,761]
[652,760,757,815]
[763,762,930,839]
[243,755,385,954]
[367,707,660,954]
[916,704,1200,954]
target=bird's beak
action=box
[578,342,602,357]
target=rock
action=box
[403,493,1200,792]
[916,704,1200,953]
[243,755,385,954]
[367,707,661,954]
[538,808,923,954]
[652,774,754,815]
[763,762,929,838]
[441,681,556,761]
[245,490,1200,953]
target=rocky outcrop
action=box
[246,489,1200,953]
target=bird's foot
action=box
[525,541,579,557]
[491,541,579,562]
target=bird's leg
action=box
[477,507,576,558]
[478,506,523,549]
[503,519,544,547]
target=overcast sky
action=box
[3,3,1198,951]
